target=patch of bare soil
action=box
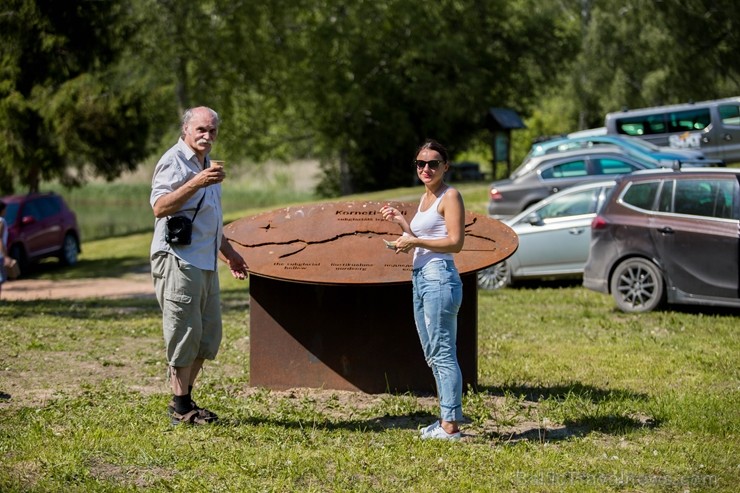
[2,272,155,301]
[0,274,163,411]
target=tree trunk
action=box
[27,165,40,193]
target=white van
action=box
[605,97,740,163]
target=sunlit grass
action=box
[2,173,737,491]
[0,283,737,491]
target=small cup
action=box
[211,160,225,168]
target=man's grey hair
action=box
[181,107,220,137]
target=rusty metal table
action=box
[224,201,517,393]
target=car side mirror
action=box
[525,212,544,226]
[21,215,36,226]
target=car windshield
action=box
[519,137,570,174]
[4,203,19,225]
[535,187,608,219]
[510,156,548,179]
[526,139,566,160]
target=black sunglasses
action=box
[414,159,444,170]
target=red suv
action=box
[1,192,81,277]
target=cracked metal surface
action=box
[224,201,518,285]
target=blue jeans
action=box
[412,259,463,422]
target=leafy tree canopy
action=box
[0,0,167,193]
[1,0,739,195]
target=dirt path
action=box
[2,272,155,300]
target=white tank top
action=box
[410,188,454,269]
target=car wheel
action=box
[59,233,79,266]
[477,261,511,290]
[609,258,664,313]
[9,244,28,278]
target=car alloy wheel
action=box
[477,261,511,290]
[610,258,664,313]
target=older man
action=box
[150,106,248,425]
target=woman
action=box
[380,139,465,440]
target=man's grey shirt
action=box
[150,138,222,271]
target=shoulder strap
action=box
[191,191,206,223]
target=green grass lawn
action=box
[0,183,738,492]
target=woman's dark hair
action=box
[416,139,449,163]
[0,200,5,214]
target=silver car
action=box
[487,146,654,219]
[479,180,616,290]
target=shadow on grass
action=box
[486,415,654,443]
[1,287,247,322]
[212,405,655,443]
[203,382,658,443]
[507,278,583,290]
[476,382,659,442]
[217,412,438,435]
[15,256,149,281]
[478,382,648,403]
[651,304,740,317]
[220,287,251,311]
[506,279,740,316]
[0,297,162,319]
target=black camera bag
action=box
[165,193,205,245]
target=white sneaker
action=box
[421,425,461,441]
[419,420,440,436]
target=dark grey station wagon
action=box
[583,167,740,313]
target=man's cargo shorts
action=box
[151,252,222,367]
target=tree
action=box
[269,0,577,195]
[0,0,166,193]
[24,0,740,197]
[651,0,740,98]
[129,0,576,195]
[557,0,740,132]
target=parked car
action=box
[604,96,740,164]
[583,167,740,313]
[446,161,485,182]
[1,192,81,277]
[487,146,656,218]
[478,180,616,290]
[524,134,719,167]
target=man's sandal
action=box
[170,408,212,425]
[192,405,218,421]
[168,400,219,424]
